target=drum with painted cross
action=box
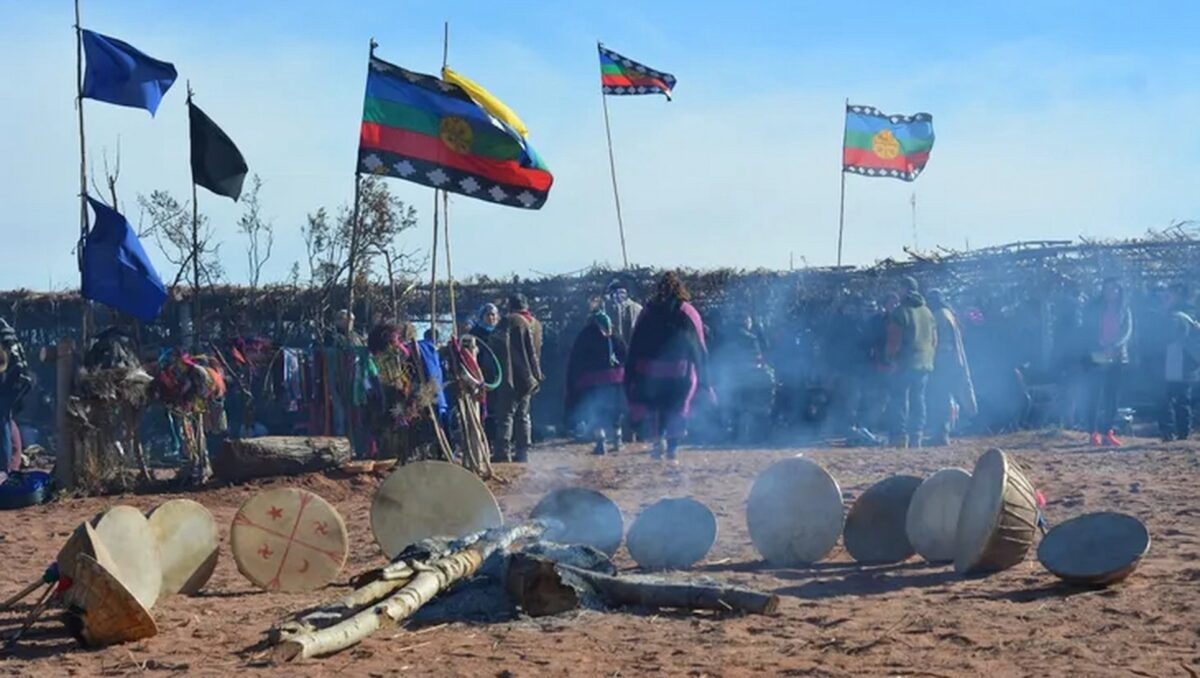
[230,488,349,592]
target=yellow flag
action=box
[442,66,530,138]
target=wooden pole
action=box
[429,189,439,337]
[346,39,375,325]
[54,339,76,491]
[907,190,916,250]
[599,43,630,270]
[836,97,848,267]
[346,172,363,321]
[74,0,91,342]
[441,22,457,340]
[187,83,201,348]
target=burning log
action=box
[213,436,352,483]
[505,554,779,617]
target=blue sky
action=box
[1,1,1197,290]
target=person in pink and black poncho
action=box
[624,272,713,462]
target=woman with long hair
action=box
[624,272,712,462]
[1081,277,1133,446]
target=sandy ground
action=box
[1,432,1198,677]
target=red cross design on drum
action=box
[230,488,349,593]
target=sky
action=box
[1,1,1198,290]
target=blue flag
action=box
[81,30,177,115]
[82,198,168,322]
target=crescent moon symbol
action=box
[298,558,310,574]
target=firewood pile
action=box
[269,521,778,661]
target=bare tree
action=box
[299,177,424,324]
[89,142,122,211]
[237,174,274,289]
[137,190,225,291]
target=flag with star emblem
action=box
[599,45,676,99]
[357,56,553,209]
[843,104,935,181]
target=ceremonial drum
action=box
[954,449,1039,575]
[90,505,164,610]
[57,522,120,587]
[626,497,717,570]
[230,488,349,592]
[905,468,972,564]
[1037,512,1150,586]
[371,461,503,559]
[62,553,158,647]
[147,499,220,596]
[746,456,844,566]
[530,487,624,556]
[844,475,923,564]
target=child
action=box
[1162,312,1200,442]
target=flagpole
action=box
[74,0,91,341]
[347,39,375,329]
[187,82,201,347]
[599,42,630,269]
[836,97,848,267]
[442,21,458,340]
[910,191,919,250]
[430,183,439,335]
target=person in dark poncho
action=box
[0,317,31,481]
[488,294,544,463]
[566,311,627,455]
[624,272,712,462]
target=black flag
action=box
[188,100,248,200]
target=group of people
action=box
[2,271,1197,482]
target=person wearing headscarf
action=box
[488,294,544,463]
[603,279,642,345]
[469,303,501,342]
[925,290,977,446]
[1081,277,1133,446]
[0,317,30,482]
[566,311,628,455]
[885,276,937,448]
[624,272,712,462]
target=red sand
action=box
[2,432,1198,677]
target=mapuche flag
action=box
[599,45,676,100]
[843,105,935,181]
[81,30,177,115]
[82,197,167,322]
[358,56,552,210]
[189,101,249,201]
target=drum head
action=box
[844,475,923,564]
[371,461,503,559]
[530,488,623,556]
[230,488,349,592]
[627,497,717,570]
[905,468,972,564]
[746,456,844,566]
[147,499,220,596]
[1038,512,1150,586]
[90,505,163,611]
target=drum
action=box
[147,499,220,596]
[746,456,844,566]
[62,553,158,647]
[844,475,923,564]
[56,522,119,586]
[954,449,1039,575]
[530,488,624,556]
[626,497,717,570]
[89,505,164,610]
[905,468,972,564]
[230,488,349,592]
[371,460,503,559]
[1037,512,1150,586]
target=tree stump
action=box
[213,437,352,483]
